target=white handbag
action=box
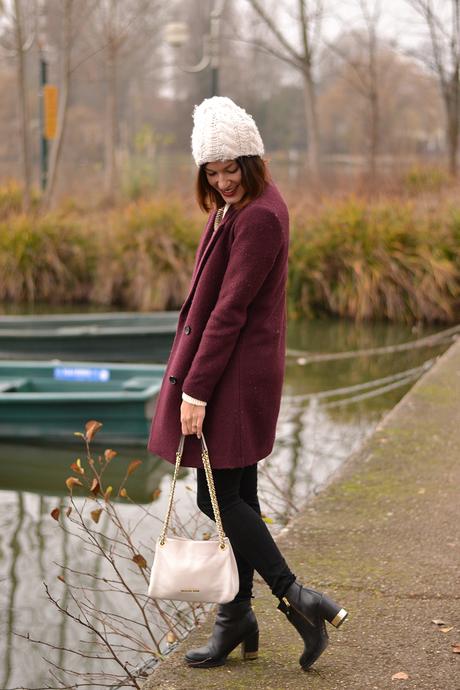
[148,433,240,603]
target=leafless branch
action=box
[245,0,304,63]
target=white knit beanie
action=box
[191,96,264,167]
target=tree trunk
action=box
[42,0,72,211]
[104,41,118,202]
[446,94,459,177]
[302,71,321,176]
[13,0,31,212]
[368,13,379,185]
[453,0,460,175]
[369,87,379,184]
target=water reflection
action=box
[0,442,171,502]
[0,318,449,689]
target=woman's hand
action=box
[180,401,206,439]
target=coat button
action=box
[184,325,191,335]
[169,376,177,385]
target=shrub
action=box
[1,190,460,323]
[0,180,23,219]
[90,199,201,310]
[403,166,450,195]
[288,198,460,323]
[0,214,94,303]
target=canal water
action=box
[0,317,449,689]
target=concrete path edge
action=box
[142,339,460,690]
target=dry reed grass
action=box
[289,197,460,322]
[89,199,201,310]
[0,212,91,303]
[1,179,459,322]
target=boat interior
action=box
[0,379,30,392]
[0,376,158,393]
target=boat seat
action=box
[0,378,29,392]
[56,326,101,335]
[122,377,154,391]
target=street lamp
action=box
[165,0,227,97]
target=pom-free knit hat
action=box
[191,96,264,167]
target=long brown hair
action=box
[195,156,270,212]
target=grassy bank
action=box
[1,181,460,322]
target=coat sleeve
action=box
[182,206,283,403]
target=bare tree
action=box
[325,0,384,181]
[242,0,325,175]
[0,0,35,211]
[405,0,460,176]
[319,44,442,165]
[87,0,164,204]
[40,0,118,210]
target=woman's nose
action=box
[217,174,229,189]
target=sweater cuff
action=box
[182,392,207,406]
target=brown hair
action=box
[195,156,270,213]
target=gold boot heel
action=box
[241,629,259,660]
[330,607,348,628]
[320,594,349,628]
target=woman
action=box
[148,96,347,671]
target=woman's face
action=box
[204,160,245,204]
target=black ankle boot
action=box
[185,599,259,668]
[278,581,348,670]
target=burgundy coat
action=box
[147,182,289,469]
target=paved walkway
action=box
[143,339,460,690]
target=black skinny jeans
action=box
[196,464,296,603]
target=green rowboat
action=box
[0,311,179,362]
[0,360,165,445]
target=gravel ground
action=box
[142,339,460,690]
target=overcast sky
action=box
[322,0,426,48]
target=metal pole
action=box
[209,0,226,96]
[39,53,48,191]
[211,64,219,97]
[209,11,218,96]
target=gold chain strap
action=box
[200,435,227,549]
[159,433,227,550]
[158,436,184,547]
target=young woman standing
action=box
[148,96,348,671]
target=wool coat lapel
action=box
[182,205,237,313]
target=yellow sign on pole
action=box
[43,84,58,140]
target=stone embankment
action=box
[143,339,460,690]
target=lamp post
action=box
[165,0,226,97]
